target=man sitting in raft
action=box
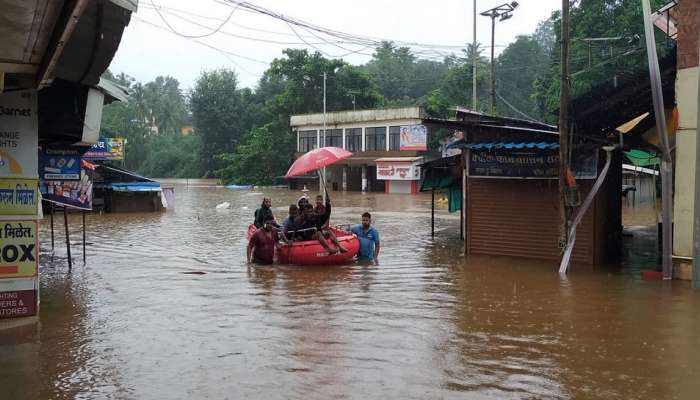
[281,204,299,242]
[313,193,347,253]
[254,197,278,228]
[294,198,347,254]
[247,216,281,265]
[351,212,380,265]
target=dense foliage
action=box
[100,0,669,183]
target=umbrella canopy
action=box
[286,147,353,177]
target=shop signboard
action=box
[40,147,83,180]
[0,90,38,179]
[83,137,124,161]
[0,278,37,319]
[376,161,421,181]
[468,148,598,179]
[0,178,38,215]
[0,220,38,279]
[41,166,93,210]
[399,124,427,151]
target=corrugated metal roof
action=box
[449,142,560,150]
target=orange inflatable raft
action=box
[247,224,359,265]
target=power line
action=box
[149,0,238,39]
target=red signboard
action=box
[0,289,37,319]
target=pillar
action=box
[342,166,347,191]
[361,165,367,192]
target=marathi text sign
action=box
[0,178,38,215]
[83,138,124,161]
[0,90,38,179]
[469,149,598,179]
[40,147,82,180]
[399,125,427,151]
[0,279,37,319]
[376,162,421,180]
[0,220,38,279]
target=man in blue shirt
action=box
[350,212,380,265]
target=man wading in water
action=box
[247,217,280,265]
[351,212,380,265]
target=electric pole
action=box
[558,0,570,248]
[322,71,327,203]
[472,0,477,111]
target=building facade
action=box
[290,107,432,194]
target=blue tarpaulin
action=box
[448,141,560,150]
[111,182,161,192]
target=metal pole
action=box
[490,15,496,114]
[50,202,55,250]
[64,208,72,271]
[82,210,86,263]
[559,0,571,249]
[431,187,435,238]
[322,71,327,203]
[472,0,477,110]
[693,9,700,289]
[642,0,673,279]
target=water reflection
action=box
[0,182,698,399]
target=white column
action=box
[361,165,367,192]
[342,128,347,150]
[342,166,348,191]
[361,127,366,152]
[385,126,390,151]
[316,129,320,149]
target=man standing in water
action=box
[247,217,279,265]
[254,197,277,228]
[351,212,380,265]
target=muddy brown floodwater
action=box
[1,181,699,399]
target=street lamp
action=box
[480,1,519,115]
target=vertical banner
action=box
[0,90,38,179]
[399,124,427,151]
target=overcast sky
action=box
[109,0,562,90]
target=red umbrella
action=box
[285,147,353,177]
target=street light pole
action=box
[480,2,519,116]
[322,71,327,203]
[472,0,477,111]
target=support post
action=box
[558,0,571,250]
[342,166,348,191]
[361,165,367,192]
[322,71,327,203]
[472,0,477,110]
[63,208,72,271]
[642,0,674,279]
[490,15,496,114]
[431,187,435,238]
[50,203,55,250]
[693,10,700,289]
[82,210,86,263]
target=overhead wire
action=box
[149,0,239,39]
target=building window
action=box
[321,129,343,148]
[365,127,387,151]
[345,128,362,152]
[299,130,317,152]
[389,126,401,150]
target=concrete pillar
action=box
[342,166,348,191]
[361,127,366,152]
[342,128,346,150]
[361,165,367,192]
[385,125,390,151]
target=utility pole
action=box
[321,71,327,203]
[642,0,673,279]
[472,0,477,111]
[693,9,700,289]
[558,0,570,249]
[480,2,518,115]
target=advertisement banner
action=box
[41,167,93,210]
[376,162,421,181]
[83,138,124,161]
[0,178,39,215]
[0,278,37,319]
[0,220,38,279]
[399,124,427,151]
[468,149,598,179]
[0,90,38,179]
[40,147,83,180]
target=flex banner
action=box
[0,178,39,215]
[0,90,38,179]
[0,220,38,279]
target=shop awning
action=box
[448,141,560,150]
[625,149,659,168]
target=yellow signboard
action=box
[0,178,38,215]
[0,220,38,279]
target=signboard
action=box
[40,147,83,180]
[0,90,38,178]
[399,125,427,151]
[440,131,464,158]
[0,220,38,279]
[83,137,124,161]
[377,162,421,180]
[41,167,93,210]
[468,149,598,179]
[0,279,37,319]
[0,178,39,215]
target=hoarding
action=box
[468,149,598,179]
[40,147,83,180]
[0,278,37,319]
[41,167,93,210]
[0,220,38,279]
[399,124,427,151]
[0,179,39,215]
[0,90,38,179]
[83,137,124,161]
[376,162,421,180]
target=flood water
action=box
[2,181,699,399]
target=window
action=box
[298,130,317,152]
[321,129,343,148]
[389,126,401,150]
[365,127,387,151]
[345,128,362,152]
